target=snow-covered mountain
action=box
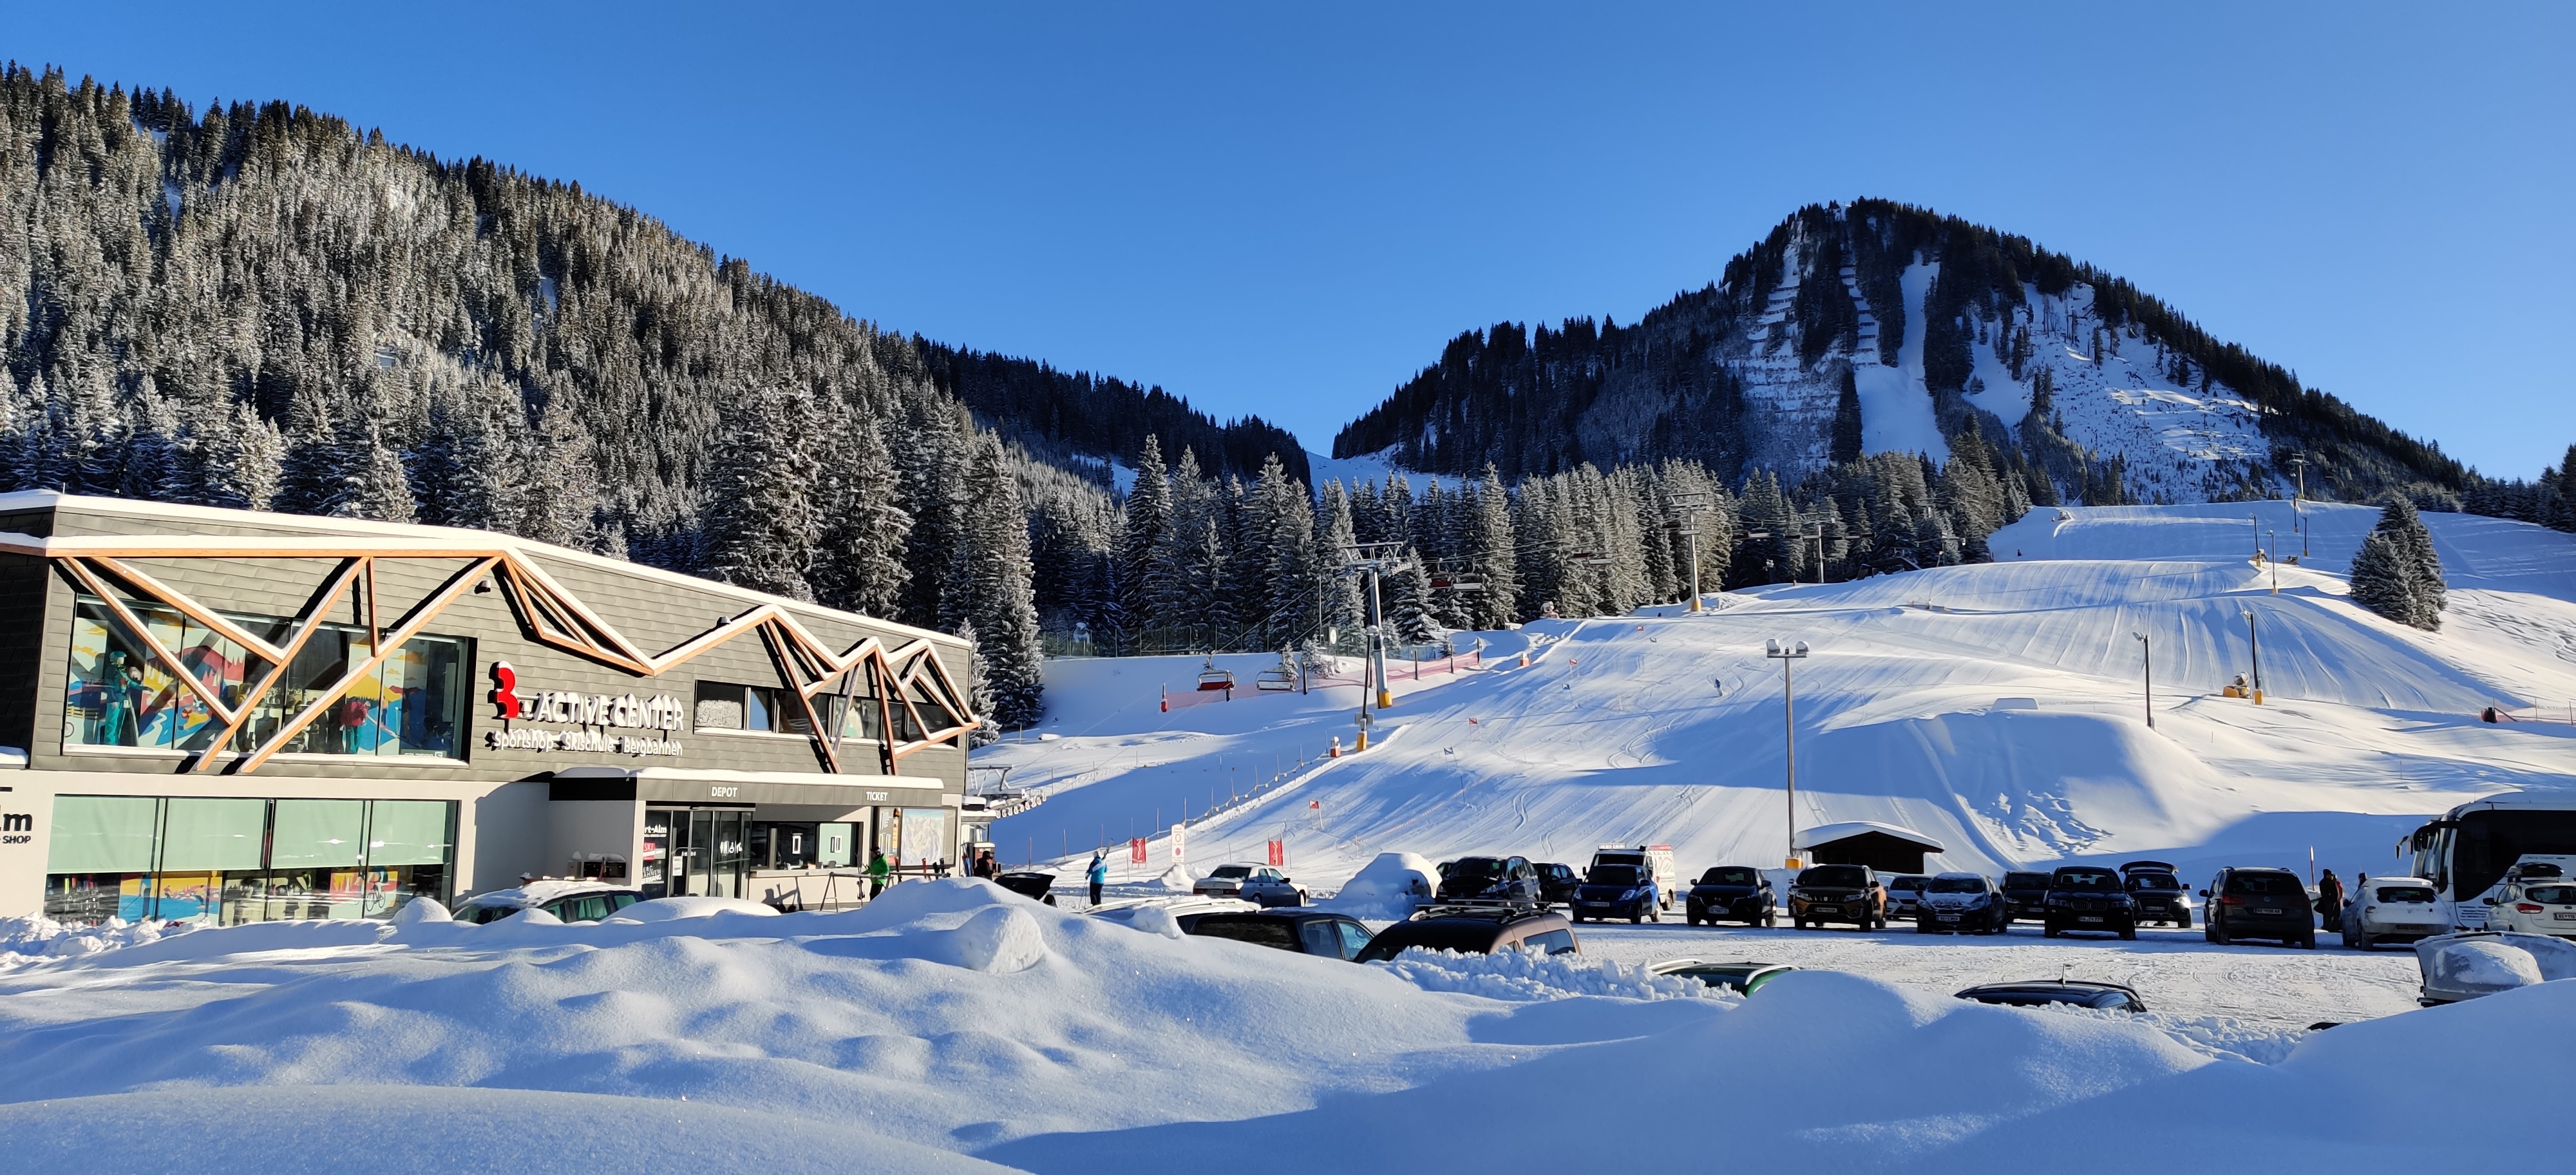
[1332,200,2465,506]
[982,502,2576,886]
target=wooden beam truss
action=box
[31,536,976,776]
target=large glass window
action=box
[64,596,469,759]
[41,796,457,924]
[695,681,800,734]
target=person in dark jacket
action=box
[2316,869,2345,933]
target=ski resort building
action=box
[0,493,978,924]
[1796,821,1947,874]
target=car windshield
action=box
[1701,868,1759,886]
[1587,865,1643,886]
[1541,865,1575,880]
[1354,922,1497,963]
[1446,859,1501,880]
[1968,988,2117,1009]
[2375,886,2436,904]
[2053,870,2119,891]
[1890,876,1929,891]
[2003,872,2051,888]
[1798,866,1868,888]
[2224,873,2301,897]
[2125,872,2181,891]
[1191,917,1298,950]
[1929,875,1986,893]
[1211,866,1251,879]
[2526,885,2576,904]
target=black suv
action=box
[1686,866,1777,927]
[2201,866,2315,948]
[2000,871,2054,922]
[2119,861,2191,928]
[1187,910,1376,960]
[1789,865,1886,930]
[1534,862,1581,908]
[1436,855,1542,908]
[2042,866,2138,940]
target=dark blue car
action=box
[1571,863,1662,923]
[1685,865,1777,927]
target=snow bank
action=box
[0,915,184,966]
[1318,852,1436,919]
[1379,945,1719,1002]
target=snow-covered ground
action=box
[3,879,2566,1173]
[987,503,2576,892]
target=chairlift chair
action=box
[1255,650,1298,692]
[1195,654,1238,694]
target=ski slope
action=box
[985,505,2576,888]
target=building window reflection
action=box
[41,794,457,924]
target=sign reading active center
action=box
[485,662,685,758]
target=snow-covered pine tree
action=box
[1388,551,1440,645]
[1118,434,1172,650]
[194,400,283,511]
[2348,530,2413,625]
[702,385,822,601]
[2353,497,2445,631]
[276,392,356,517]
[1314,480,1364,646]
[514,396,600,548]
[953,618,999,747]
[1465,465,1519,627]
[960,432,1045,727]
[352,417,417,524]
[811,404,913,620]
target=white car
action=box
[2341,877,2446,949]
[2481,877,2576,939]
[453,881,642,924]
[1192,863,1268,899]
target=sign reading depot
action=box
[485,662,685,758]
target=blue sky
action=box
[6,3,2570,475]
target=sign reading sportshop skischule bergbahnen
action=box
[484,662,685,757]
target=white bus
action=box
[2405,792,2576,930]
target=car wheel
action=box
[2209,922,2229,945]
[2044,922,2061,938]
[1685,913,1700,926]
[2347,928,2371,950]
[2299,933,2316,950]
[1651,904,1662,923]
[2177,908,2191,928]
[1630,909,1643,925]
[1764,913,1777,928]
[2119,922,2138,941]
[1794,918,1807,930]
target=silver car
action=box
[1235,866,1307,908]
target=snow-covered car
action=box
[1191,863,1267,899]
[2201,866,2315,948]
[1570,862,1661,923]
[1187,910,1373,960]
[2042,866,2138,940]
[1354,908,1578,962]
[2000,871,2054,922]
[1917,872,2008,934]
[1435,855,1542,908]
[2414,931,2576,1004]
[992,871,1059,905]
[1789,865,1886,930]
[1956,979,2148,1013]
[1322,852,1438,919]
[2119,861,2192,928]
[2480,877,2576,938]
[1884,875,1931,919]
[452,882,641,925]
[1234,866,1308,908]
[1648,959,1798,994]
[1685,865,1776,927]
[1090,895,1259,933]
[2341,877,2444,949]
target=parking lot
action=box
[1569,918,2425,1026]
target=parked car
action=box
[1590,845,1679,911]
[1090,895,1259,933]
[2043,866,2139,940]
[1788,865,1886,930]
[1884,874,1932,920]
[2201,866,2315,948]
[1916,872,2009,934]
[2480,876,2576,938]
[1685,866,1777,927]
[2414,930,2576,1004]
[1535,862,1582,907]
[992,871,1058,905]
[2001,871,2055,922]
[2119,861,2192,928]
[1186,910,1376,960]
[1571,862,1663,923]
[1435,855,1543,908]
[1192,863,1267,899]
[454,882,641,924]
[1233,866,1308,908]
[1354,908,1580,962]
[1648,959,1798,994]
[2341,877,2445,950]
[1956,979,2148,1013]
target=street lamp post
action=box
[2241,609,2264,704]
[2133,631,2154,729]
[2289,454,2309,560]
[1766,638,1810,868]
[2268,530,2278,593]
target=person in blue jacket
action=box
[1087,851,1108,906]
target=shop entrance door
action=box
[653,807,750,899]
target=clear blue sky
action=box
[7,3,2570,475]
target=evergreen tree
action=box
[959,432,1045,727]
[811,405,913,618]
[2349,530,2413,625]
[702,386,822,600]
[1387,552,1440,645]
[1830,367,1864,464]
[1118,434,1173,649]
[1464,465,1519,627]
[2353,497,2445,631]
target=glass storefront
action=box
[43,795,457,924]
[643,807,751,899]
[64,596,469,759]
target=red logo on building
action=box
[491,661,522,719]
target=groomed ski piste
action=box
[5,501,2575,1172]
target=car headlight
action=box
[1620,888,1639,901]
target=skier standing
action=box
[1087,850,1108,906]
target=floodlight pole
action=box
[2268,530,2278,593]
[1766,638,1810,868]
[2134,631,2154,729]
[2242,609,2264,703]
[2289,454,2309,560]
